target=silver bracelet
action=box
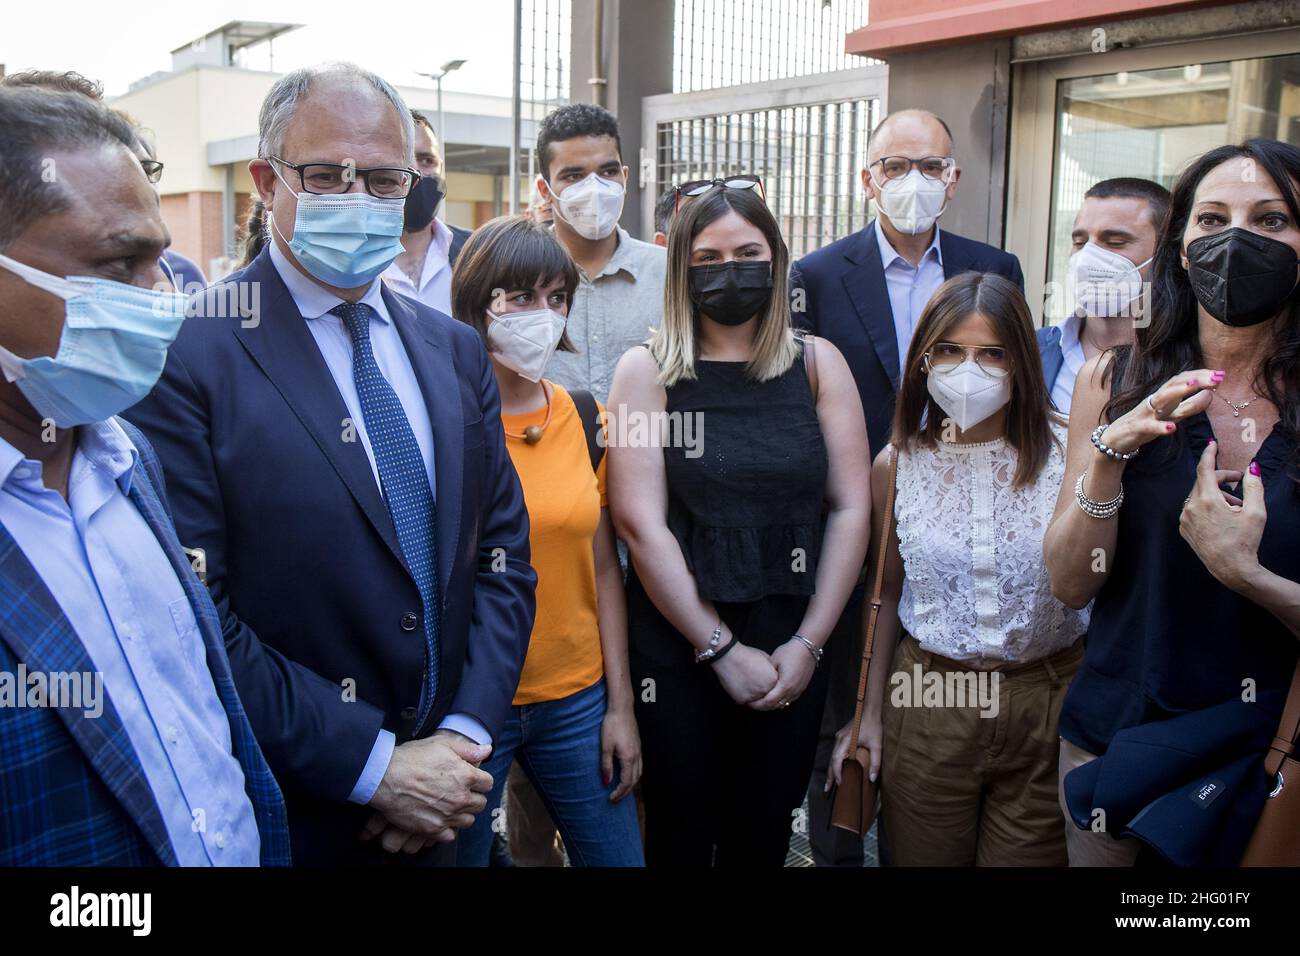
[1074,471,1124,519]
[694,620,726,663]
[792,633,823,666]
[1090,423,1139,461]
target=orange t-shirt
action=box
[502,382,606,705]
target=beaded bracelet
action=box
[1090,423,1139,461]
[1074,471,1124,519]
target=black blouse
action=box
[660,347,828,604]
[1058,393,1300,756]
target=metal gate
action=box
[642,65,888,258]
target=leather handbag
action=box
[830,447,898,836]
[1240,659,1300,866]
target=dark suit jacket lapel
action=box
[384,285,462,596]
[232,254,405,570]
[841,221,902,387]
[938,229,972,279]
[0,526,177,865]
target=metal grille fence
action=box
[655,95,880,258]
[674,0,876,93]
[519,0,572,184]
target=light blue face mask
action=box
[271,166,406,288]
[0,252,188,427]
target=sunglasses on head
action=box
[674,174,765,212]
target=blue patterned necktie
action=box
[331,301,440,725]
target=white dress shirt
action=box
[1050,312,1087,414]
[268,243,490,804]
[875,217,946,376]
[0,421,260,864]
[381,219,454,316]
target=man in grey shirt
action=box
[533,103,666,404]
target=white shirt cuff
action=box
[437,713,492,746]
[348,729,396,805]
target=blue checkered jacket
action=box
[0,419,290,866]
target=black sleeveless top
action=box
[659,341,828,603]
[1058,352,1300,755]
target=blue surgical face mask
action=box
[0,252,188,427]
[271,166,406,288]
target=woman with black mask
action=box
[1045,138,1300,866]
[606,181,871,866]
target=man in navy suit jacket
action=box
[792,109,1024,458]
[127,63,536,866]
[789,109,1023,867]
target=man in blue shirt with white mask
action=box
[0,85,289,866]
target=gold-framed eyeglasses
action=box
[924,342,1012,377]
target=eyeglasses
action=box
[923,342,1012,377]
[869,155,955,183]
[140,159,164,184]
[269,157,420,199]
[674,174,765,212]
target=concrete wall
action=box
[881,38,1012,247]
[569,0,675,237]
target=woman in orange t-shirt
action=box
[449,216,643,867]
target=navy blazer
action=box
[126,248,536,864]
[1037,324,1065,405]
[791,221,1025,456]
[0,420,290,866]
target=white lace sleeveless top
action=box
[893,422,1089,664]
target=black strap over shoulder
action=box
[567,388,605,473]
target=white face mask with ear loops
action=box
[485,307,567,382]
[925,360,1011,432]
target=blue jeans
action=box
[457,679,644,867]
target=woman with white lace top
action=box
[828,272,1089,866]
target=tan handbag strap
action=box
[847,447,898,747]
[1264,658,1300,776]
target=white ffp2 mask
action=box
[485,308,567,382]
[1066,241,1152,318]
[875,168,949,235]
[547,172,625,240]
[926,360,1011,432]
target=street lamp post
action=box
[417,58,467,149]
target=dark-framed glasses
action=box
[924,342,1011,377]
[674,174,764,211]
[140,159,164,184]
[270,157,420,199]
[870,155,955,183]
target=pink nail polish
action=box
[1166,422,1176,432]
[1208,439,1215,445]
[1188,378,1198,387]
[1250,461,1260,476]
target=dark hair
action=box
[536,103,621,181]
[0,69,104,100]
[1083,176,1171,232]
[410,109,435,136]
[450,215,579,352]
[654,187,677,236]
[1104,138,1300,487]
[239,199,268,269]
[893,272,1059,487]
[0,88,140,250]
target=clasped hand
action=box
[360,729,494,854]
[712,639,816,711]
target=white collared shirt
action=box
[875,218,945,378]
[381,219,455,315]
[1051,312,1087,414]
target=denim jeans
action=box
[456,679,644,866]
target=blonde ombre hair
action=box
[649,185,799,386]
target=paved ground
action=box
[785,798,880,867]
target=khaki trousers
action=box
[1056,737,1142,867]
[880,634,1082,866]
